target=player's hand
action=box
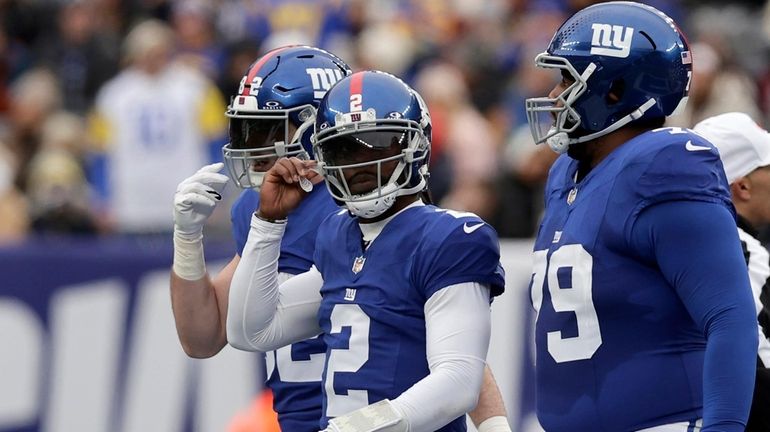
[173,163,230,237]
[258,157,320,221]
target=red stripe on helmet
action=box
[349,72,364,104]
[241,46,290,96]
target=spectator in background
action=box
[0,141,29,242]
[0,0,767,244]
[88,19,227,234]
[27,112,95,234]
[666,41,761,127]
[693,112,770,432]
[37,0,119,114]
[492,131,557,238]
[172,0,226,81]
[5,68,62,193]
[355,20,416,78]
[217,40,262,101]
[414,62,499,220]
[493,44,564,238]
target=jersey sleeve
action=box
[230,190,259,256]
[630,200,757,430]
[608,131,735,242]
[414,217,505,300]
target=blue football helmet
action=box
[313,71,431,218]
[525,1,692,153]
[222,45,351,189]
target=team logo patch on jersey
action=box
[344,288,357,301]
[590,23,634,58]
[352,256,366,274]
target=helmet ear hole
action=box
[607,79,625,105]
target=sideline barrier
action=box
[0,237,537,432]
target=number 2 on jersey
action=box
[325,304,370,417]
[531,244,602,363]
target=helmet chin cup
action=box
[547,131,570,154]
[248,170,266,190]
[345,183,399,218]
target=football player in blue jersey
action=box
[171,45,351,431]
[172,49,511,432]
[227,70,507,432]
[524,2,758,432]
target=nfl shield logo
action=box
[567,187,578,205]
[352,256,366,274]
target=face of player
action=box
[549,70,574,102]
[747,165,770,226]
[228,118,299,174]
[320,130,406,196]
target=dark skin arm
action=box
[257,157,320,221]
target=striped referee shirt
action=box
[737,216,770,367]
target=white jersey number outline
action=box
[532,244,602,362]
[265,340,325,383]
[325,303,370,417]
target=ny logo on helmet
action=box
[590,23,634,58]
[306,68,345,99]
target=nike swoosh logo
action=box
[463,222,485,234]
[685,140,711,151]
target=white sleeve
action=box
[226,214,324,352]
[390,282,491,431]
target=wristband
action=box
[172,230,206,280]
[255,210,287,224]
[477,416,511,432]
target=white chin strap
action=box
[248,171,266,191]
[345,180,427,218]
[345,182,400,218]
[548,98,657,154]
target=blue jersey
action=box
[531,128,735,431]
[313,204,506,430]
[231,185,340,431]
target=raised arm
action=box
[170,163,232,358]
[226,214,324,351]
[171,256,238,357]
[227,156,324,351]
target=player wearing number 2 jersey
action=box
[175,51,511,431]
[525,2,757,432]
[228,71,506,431]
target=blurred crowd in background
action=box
[1,0,768,243]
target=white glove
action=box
[172,163,229,281]
[173,163,230,238]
